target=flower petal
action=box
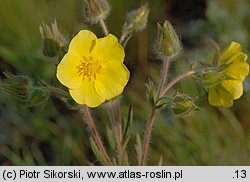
[221,80,243,100]
[225,53,249,81]
[94,63,129,100]
[69,79,105,107]
[91,34,125,64]
[220,41,242,62]
[208,87,233,107]
[56,52,83,89]
[69,30,97,56]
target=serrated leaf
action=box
[89,137,109,165]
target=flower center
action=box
[76,56,102,81]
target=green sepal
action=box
[149,85,156,107]
[154,96,172,109]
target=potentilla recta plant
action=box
[1,0,249,166]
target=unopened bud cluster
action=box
[124,3,149,32]
[156,20,182,60]
[39,20,67,57]
[1,71,49,107]
[83,0,111,24]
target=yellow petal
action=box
[56,52,83,89]
[68,30,97,57]
[225,53,249,81]
[208,87,233,107]
[69,79,105,107]
[220,41,242,62]
[221,80,243,99]
[94,63,130,100]
[91,34,125,64]
[208,88,221,106]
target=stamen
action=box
[76,56,102,81]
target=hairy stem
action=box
[99,19,109,36]
[140,109,157,166]
[160,71,194,97]
[140,61,169,166]
[116,104,123,146]
[119,31,126,44]
[108,107,123,165]
[156,60,169,98]
[81,105,112,165]
[47,86,70,98]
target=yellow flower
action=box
[206,42,249,107]
[56,30,130,107]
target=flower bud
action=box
[156,20,182,60]
[1,71,49,108]
[1,71,32,100]
[124,3,149,32]
[171,94,197,116]
[39,20,67,57]
[26,88,49,108]
[83,0,111,24]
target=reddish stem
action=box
[108,107,123,165]
[160,71,193,97]
[156,60,169,98]
[140,109,157,166]
[116,104,123,145]
[99,19,108,36]
[82,105,112,165]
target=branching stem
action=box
[141,62,193,165]
[160,71,193,97]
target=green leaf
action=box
[42,38,60,57]
[149,85,156,107]
[135,134,142,166]
[122,151,129,166]
[58,45,67,61]
[106,127,116,151]
[25,88,49,108]
[60,97,80,110]
[89,137,109,165]
[157,155,163,166]
[122,104,133,141]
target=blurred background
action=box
[0,0,250,165]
